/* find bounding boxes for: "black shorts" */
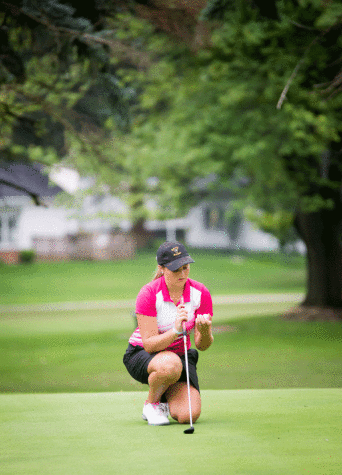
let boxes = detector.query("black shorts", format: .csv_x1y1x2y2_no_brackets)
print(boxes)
123,343,200,401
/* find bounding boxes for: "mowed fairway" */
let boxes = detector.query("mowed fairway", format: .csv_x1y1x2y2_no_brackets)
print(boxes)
1,255,341,474
0,252,305,305
1,304,342,474
1,302,342,393
1,389,341,475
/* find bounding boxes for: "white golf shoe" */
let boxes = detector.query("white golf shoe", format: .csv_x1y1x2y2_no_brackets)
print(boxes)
160,402,170,418
142,402,170,426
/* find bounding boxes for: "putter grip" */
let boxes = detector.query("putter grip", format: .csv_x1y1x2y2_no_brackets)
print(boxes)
181,296,187,336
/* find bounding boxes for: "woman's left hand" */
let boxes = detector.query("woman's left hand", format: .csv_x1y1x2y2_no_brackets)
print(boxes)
195,314,212,334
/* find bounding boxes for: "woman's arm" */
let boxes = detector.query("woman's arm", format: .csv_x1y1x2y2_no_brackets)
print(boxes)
194,314,214,351
137,309,187,354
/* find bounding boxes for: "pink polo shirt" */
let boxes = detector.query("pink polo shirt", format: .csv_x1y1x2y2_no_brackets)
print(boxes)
129,276,213,355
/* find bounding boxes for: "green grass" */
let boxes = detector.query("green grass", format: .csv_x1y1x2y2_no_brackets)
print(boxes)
2,252,340,474
1,389,341,475
0,251,305,305
1,305,341,393
1,252,340,474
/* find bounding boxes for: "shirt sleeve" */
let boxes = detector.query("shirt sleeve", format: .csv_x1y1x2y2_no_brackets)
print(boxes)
135,284,157,317
196,285,213,317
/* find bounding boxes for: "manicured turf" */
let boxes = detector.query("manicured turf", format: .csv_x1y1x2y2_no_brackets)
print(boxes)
1,255,340,474
0,251,305,304
1,389,341,475
1,307,341,393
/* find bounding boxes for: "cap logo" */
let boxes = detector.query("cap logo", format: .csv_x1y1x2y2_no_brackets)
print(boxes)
171,246,181,257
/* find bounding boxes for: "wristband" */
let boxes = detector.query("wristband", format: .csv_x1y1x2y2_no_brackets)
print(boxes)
172,327,183,336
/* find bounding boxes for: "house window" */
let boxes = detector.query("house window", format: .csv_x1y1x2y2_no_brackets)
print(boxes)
8,215,17,242
204,206,225,231
0,212,18,248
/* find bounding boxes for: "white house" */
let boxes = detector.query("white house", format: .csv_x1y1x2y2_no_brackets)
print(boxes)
0,194,283,258
0,195,75,251
145,200,280,252
0,164,305,262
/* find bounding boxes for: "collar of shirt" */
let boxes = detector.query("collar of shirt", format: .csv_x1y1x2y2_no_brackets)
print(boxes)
161,276,191,304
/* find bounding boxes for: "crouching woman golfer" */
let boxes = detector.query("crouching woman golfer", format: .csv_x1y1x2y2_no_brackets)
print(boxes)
123,241,213,426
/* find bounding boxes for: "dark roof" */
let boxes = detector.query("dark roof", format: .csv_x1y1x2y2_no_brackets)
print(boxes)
0,162,62,204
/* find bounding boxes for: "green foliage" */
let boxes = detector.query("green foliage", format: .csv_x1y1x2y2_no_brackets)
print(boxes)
2,0,342,237
118,0,342,236
244,207,294,245
0,3,159,225
0,1,132,164
200,0,239,21
21,0,91,30
315,2,342,28
1,3,208,225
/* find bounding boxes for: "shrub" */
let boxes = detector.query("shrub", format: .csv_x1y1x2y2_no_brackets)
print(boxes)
19,249,36,264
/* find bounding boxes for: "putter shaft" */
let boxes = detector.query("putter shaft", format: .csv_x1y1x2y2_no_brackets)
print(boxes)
182,322,194,433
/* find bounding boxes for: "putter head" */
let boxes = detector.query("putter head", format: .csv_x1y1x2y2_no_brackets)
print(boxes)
184,426,195,434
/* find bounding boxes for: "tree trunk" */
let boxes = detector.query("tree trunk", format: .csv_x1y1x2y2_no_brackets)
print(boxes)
131,218,154,249
295,209,342,309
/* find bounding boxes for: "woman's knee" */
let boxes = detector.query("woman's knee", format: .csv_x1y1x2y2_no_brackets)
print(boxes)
148,352,183,380
176,406,201,424
168,384,202,424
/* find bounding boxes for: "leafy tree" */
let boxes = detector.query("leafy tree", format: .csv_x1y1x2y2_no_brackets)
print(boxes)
0,1,116,160
0,1,157,174
0,1,157,225
200,0,342,310
126,0,342,311
0,1,219,235
4,0,342,315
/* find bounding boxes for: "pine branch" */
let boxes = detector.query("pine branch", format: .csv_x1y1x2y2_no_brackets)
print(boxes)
277,28,332,109
326,80,342,101
17,5,152,69
4,83,125,174
276,58,306,110
314,69,342,99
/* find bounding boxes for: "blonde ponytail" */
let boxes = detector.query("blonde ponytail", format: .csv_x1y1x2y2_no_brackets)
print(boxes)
152,265,164,280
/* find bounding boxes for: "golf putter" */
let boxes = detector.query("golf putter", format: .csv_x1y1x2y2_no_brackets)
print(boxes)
181,296,195,434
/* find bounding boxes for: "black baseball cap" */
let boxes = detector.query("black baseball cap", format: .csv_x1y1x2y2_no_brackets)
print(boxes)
156,241,195,271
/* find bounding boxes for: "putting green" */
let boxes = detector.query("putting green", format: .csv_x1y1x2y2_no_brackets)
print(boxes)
1,389,341,475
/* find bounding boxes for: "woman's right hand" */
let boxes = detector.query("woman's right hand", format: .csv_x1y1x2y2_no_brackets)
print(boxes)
174,302,188,333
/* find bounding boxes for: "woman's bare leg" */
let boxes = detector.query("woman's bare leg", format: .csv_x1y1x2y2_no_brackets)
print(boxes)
146,351,183,404
166,382,201,423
